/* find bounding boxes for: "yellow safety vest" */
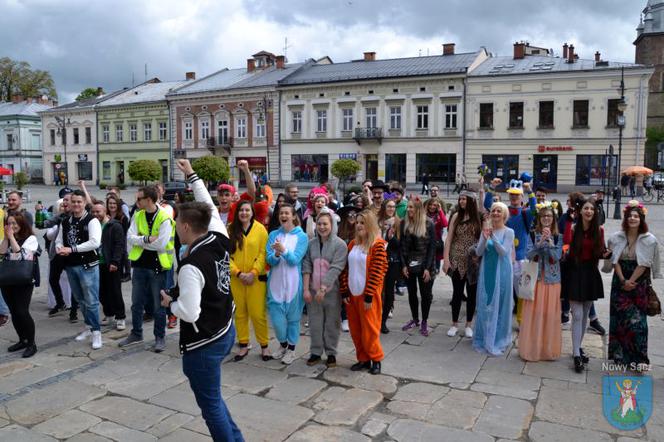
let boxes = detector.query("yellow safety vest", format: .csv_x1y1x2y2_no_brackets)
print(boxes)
128,208,175,270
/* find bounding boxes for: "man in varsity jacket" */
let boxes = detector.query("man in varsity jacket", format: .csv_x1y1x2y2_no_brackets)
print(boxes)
160,159,241,441
55,190,102,350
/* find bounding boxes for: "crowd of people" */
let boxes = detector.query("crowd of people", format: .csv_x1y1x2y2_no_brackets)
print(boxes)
0,162,660,440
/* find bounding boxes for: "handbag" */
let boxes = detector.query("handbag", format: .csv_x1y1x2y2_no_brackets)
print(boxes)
517,260,539,300
0,250,36,286
646,285,662,316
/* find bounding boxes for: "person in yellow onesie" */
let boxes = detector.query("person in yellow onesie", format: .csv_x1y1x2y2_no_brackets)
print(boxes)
228,200,271,361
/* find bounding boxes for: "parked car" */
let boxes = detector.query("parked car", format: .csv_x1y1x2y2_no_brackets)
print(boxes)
163,181,193,202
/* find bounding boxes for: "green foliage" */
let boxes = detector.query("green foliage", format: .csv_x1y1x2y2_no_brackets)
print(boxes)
645,126,664,169
127,160,161,185
76,87,101,101
331,159,361,193
0,57,57,101
14,172,29,190
192,155,229,184
54,154,62,162
98,183,107,190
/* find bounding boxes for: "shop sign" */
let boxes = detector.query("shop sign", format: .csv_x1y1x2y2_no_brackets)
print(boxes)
237,156,266,166
538,145,574,152
339,153,357,160
78,154,88,161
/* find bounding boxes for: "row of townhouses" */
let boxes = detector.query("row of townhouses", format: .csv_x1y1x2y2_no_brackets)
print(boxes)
35,36,654,192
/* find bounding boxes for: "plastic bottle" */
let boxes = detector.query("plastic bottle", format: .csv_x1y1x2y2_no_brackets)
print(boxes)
35,201,43,228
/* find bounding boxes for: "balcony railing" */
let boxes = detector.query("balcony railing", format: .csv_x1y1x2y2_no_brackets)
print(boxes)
206,136,233,155
353,127,382,145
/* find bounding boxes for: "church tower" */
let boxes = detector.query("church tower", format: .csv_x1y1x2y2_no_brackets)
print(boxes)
635,0,664,126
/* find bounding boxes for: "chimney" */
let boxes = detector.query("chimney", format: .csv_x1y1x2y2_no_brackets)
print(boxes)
568,44,575,63
442,43,455,55
562,43,568,59
247,58,256,72
363,51,376,61
594,51,601,62
96,87,104,96
276,55,285,69
185,72,196,80
513,42,525,60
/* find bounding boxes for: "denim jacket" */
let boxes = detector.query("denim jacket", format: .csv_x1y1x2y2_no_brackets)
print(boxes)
526,233,562,284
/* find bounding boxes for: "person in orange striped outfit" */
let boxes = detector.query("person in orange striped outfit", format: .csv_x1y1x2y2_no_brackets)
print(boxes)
340,209,388,375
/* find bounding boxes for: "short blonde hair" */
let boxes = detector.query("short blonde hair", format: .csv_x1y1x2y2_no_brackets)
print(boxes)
490,202,509,222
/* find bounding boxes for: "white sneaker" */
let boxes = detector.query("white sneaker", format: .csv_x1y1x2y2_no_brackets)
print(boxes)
100,317,110,326
388,309,394,318
75,330,92,341
447,326,458,337
341,320,349,332
281,349,296,365
91,331,102,350
273,346,287,360
116,319,126,330
464,327,474,338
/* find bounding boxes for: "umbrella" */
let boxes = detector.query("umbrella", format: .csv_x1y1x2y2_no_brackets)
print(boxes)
0,167,13,176
622,166,653,176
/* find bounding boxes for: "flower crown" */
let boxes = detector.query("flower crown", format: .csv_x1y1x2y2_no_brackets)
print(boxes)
623,200,647,216
535,201,559,215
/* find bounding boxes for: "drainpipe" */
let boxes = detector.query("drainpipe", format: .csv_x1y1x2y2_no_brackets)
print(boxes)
636,72,646,166
462,67,468,178
95,110,100,185
169,102,174,181
278,89,282,186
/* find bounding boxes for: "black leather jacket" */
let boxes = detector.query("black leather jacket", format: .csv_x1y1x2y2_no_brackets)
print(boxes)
400,220,436,273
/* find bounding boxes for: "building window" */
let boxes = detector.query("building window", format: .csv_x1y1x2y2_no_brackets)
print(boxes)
479,103,493,129
482,154,519,186
445,104,457,129
342,108,353,131
217,120,229,143
365,107,377,128
50,129,56,146
255,119,266,138
129,123,137,142
200,120,209,140
102,161,111,181
291,154,328,182
416,105,429,129
538,101,554,128
144,122,152,141
6,134,13,150
236,118,247,138
316,110,327,132
607,99,622,128
573,100,589,128
390,106,401,130
85,127,91,144
77,161,93,180
292,111,302,133
115,124,123,142
159,122,167,140
509,102,524,128
576,154,618,186
73,127,79,144
184,121,193,140
416,154,456,183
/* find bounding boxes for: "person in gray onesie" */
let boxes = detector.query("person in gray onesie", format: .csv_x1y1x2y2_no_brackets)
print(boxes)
302,207,348,368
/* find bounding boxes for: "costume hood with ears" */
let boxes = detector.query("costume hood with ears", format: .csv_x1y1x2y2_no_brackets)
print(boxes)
305,187,330,218
506,179,524,195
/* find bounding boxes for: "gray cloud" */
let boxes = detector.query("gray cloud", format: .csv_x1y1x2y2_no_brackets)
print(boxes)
0,0,647,104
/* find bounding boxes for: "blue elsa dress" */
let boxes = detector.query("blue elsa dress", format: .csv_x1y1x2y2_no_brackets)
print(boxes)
473,227,515,356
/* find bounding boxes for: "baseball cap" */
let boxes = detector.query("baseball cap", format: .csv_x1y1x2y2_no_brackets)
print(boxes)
59,187,73,198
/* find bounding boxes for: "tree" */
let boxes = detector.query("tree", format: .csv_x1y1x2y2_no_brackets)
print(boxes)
331,158,361,194
0,57,56,102
14,172,29,190
76,87,101,101
127,160,161,185
192,155,229,186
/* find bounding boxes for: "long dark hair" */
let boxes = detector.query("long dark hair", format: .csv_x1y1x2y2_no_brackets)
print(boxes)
106,194,126,223
621,207,648,234
454,194,481,238
5,212,34,245
269,193,286,232
571,198,603,262
228,201,254,254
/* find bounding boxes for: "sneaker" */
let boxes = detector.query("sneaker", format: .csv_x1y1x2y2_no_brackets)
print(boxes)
0,315,8,327
272,346,287,360
388,308,394,318
588,319,606,336
402,319,420,331
561,316,570,330
306,355,321,366
325,355,337,368
153,337,166,353
115,319,126,331
447,326,458,337
69,311,78,323
75,330,92,341
281,349,297,365
22,344,37,358
91,331,102,350
167,315,178,329
397,286,407,296
118,333,144,348
100,317,110,326
48,306,65,317
341,320,349,332
464,327,474,338
420,320,430,337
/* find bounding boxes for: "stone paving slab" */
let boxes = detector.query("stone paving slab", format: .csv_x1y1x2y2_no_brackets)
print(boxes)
265,376,327,404
89,421,157,442
314,388,383,426
0,365,59,395
146,412,195,438
425,389,487,430
80,397,174,431
4,379,106,426
0,359,33,377
387,418,494,442
284,358,328,378
391,382,449,403
222,362,289,394
286,424,371,441
159,428,212,442
0,424,57,441
32,409,101,439
473,395,534,439
322,367,398,394
0,417,8,428
523,359,587,383
66,432,113,442
361,418,388,438
148,381,207,415
183,417,211,436
528,421,613,442
470,369,541,400
104,357,186,401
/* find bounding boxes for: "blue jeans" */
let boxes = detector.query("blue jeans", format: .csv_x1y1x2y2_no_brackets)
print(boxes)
66,265,100,331
0,290,9,316
131,267,166,339
183,325,243,442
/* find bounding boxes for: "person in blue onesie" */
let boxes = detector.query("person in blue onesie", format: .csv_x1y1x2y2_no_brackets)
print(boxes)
484,179,536,323
266,203,309,365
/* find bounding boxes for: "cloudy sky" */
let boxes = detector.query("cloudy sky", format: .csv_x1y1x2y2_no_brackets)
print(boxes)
1,0,647,103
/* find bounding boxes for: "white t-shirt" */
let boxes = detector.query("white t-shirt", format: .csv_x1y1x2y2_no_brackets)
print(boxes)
348,245,368,296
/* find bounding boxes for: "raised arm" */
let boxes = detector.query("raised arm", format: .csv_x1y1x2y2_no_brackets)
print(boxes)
176,159,228,237
238,160,255,201
79,180,93,207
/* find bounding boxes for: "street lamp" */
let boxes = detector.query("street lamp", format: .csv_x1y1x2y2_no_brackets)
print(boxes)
256,93,272,183
54,116,70,185
613,67,626,220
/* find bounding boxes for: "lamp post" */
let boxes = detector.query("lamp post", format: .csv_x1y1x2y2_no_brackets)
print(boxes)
54,115,70,185
613,66,627,220
256,93,272,183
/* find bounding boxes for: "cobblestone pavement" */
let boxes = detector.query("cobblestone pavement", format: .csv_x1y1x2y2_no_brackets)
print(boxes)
0,185,662,441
